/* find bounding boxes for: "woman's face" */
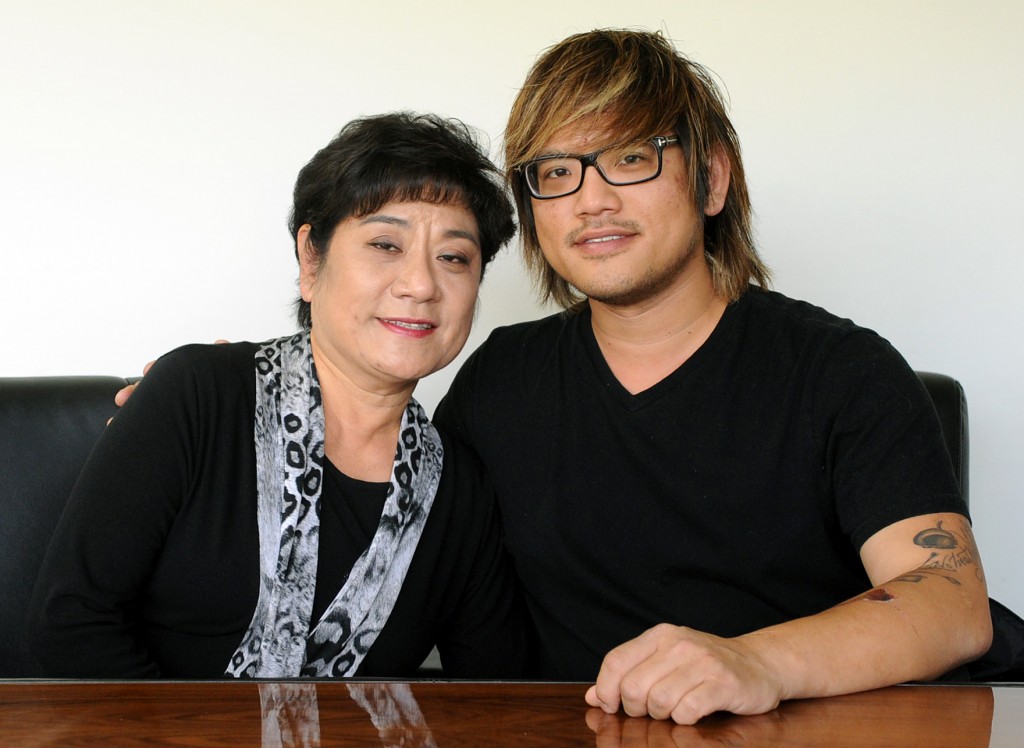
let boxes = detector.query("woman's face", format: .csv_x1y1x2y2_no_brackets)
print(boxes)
298,200,482,393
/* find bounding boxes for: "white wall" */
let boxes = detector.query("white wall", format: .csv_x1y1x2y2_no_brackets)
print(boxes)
2,1,1022,614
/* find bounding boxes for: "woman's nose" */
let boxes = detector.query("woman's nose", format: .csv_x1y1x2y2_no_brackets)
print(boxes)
392,250,439,301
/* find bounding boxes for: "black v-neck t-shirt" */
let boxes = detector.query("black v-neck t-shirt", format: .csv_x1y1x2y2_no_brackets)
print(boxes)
435,288,965,679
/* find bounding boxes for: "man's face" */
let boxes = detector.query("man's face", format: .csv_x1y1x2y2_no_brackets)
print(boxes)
529,121,723,309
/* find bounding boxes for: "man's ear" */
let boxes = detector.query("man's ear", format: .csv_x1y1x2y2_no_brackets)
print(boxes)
296,224,317,302
705,146,731,217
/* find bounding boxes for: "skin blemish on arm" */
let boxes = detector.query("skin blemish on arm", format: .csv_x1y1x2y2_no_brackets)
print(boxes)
864,588,895,602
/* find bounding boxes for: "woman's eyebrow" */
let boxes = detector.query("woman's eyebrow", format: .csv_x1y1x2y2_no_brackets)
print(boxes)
359,214,408,227
445,229,480,247
360,214,480,247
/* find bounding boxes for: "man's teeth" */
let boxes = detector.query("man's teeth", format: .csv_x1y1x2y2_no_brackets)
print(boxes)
585,235,624,243
391,321,432,330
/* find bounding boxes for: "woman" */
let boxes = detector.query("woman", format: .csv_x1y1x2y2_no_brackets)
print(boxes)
28,113,526,678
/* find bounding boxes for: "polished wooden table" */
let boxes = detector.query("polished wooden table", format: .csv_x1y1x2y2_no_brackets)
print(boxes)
0,679,1020,746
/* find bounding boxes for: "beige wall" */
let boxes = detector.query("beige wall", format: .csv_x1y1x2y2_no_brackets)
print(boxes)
2,0,1022,613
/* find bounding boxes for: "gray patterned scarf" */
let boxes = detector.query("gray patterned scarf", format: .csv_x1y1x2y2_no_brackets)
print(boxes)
226,331,443,677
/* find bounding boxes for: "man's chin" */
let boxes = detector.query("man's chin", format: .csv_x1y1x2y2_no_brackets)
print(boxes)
576,247,702,309
581,273,673,309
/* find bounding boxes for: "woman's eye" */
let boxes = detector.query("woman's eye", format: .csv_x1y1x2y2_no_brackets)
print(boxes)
439,253,469,266
370,240,400,252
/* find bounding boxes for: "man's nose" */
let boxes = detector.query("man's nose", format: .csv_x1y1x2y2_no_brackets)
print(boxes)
572,163,622,216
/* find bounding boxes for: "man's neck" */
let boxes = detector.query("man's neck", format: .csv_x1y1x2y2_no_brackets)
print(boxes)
589,266,727,395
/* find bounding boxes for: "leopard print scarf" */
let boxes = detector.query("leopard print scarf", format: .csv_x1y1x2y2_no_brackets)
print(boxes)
226,331,442,677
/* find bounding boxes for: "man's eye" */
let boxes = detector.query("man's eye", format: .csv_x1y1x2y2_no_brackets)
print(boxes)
617,152,648,167
544,166,573,180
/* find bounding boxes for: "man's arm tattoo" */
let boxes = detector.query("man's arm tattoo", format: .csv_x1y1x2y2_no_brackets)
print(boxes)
893,518,983,587
854,519,982,603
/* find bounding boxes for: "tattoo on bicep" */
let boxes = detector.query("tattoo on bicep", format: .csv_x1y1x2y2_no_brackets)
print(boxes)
892,568,960,586
913,521,959,551
893,518,982,587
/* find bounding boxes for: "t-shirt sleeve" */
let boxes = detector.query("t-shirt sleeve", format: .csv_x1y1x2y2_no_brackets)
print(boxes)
432,352,477,446
26,346,209,677
433,326,518,452
815,331,967,550
432,439,530,678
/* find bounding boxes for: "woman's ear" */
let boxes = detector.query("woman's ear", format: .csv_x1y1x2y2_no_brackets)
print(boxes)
704,146,731,217
296,224,317,302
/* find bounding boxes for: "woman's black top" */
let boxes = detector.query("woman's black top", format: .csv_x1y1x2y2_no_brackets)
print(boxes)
28,342,527,678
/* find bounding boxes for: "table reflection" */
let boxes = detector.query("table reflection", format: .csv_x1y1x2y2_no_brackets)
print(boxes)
260,682,437,748
345,683,436,748
0,680,1011,747
259,683,321,748
256,681,997,748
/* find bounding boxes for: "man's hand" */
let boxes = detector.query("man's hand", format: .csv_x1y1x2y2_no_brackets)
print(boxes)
113,360,155,408
584,624,784,725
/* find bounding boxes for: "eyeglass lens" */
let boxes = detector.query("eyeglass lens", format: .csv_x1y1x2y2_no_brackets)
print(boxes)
526,140,663,198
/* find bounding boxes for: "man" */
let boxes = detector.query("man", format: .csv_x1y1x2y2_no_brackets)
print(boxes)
431,29,991,724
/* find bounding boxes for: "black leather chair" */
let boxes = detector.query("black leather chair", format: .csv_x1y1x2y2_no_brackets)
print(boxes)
0,371,970,677
916,371,969,508
0,376,132,677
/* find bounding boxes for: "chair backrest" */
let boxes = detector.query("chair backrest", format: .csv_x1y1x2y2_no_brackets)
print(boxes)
916,371,970,507
0,376,130,677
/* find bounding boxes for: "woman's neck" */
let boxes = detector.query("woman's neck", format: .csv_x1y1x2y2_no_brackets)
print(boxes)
309,334,414,482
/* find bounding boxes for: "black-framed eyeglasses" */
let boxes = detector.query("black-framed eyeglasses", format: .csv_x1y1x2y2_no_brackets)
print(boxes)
518,135,680,199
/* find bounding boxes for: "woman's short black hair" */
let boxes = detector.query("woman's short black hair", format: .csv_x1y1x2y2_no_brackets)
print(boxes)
289,112,516,328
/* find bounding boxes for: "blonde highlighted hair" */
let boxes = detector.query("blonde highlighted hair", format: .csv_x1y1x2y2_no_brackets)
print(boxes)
505,29,770,309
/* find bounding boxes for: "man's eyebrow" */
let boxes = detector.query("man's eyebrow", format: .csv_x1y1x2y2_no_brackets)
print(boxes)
534,148,577,158
533,136,640,160
359,214,480,247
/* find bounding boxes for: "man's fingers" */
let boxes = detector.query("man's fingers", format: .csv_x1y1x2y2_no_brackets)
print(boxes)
668,679,730,725
113,383,137,407
591,632,662,713
613,625,707,718
586,706,691,748
117,345,224,412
